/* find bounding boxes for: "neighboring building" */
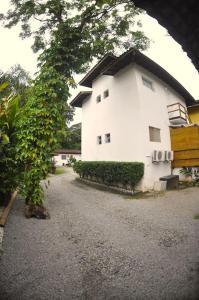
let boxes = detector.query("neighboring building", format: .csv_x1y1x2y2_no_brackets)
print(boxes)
53,149,81,166
187,103,199,123
71,48,196,191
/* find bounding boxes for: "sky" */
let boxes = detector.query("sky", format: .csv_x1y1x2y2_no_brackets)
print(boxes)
0,2,198,124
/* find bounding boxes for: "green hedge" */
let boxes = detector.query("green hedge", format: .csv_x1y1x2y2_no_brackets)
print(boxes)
73,161,144,190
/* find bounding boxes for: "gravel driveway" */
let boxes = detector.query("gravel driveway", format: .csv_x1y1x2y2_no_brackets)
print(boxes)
0,168,199,300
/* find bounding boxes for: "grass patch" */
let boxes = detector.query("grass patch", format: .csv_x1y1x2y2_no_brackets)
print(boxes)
194,213,199,220
55,167,67,175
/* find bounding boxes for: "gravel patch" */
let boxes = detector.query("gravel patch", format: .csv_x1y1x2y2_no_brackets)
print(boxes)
0,168,199,299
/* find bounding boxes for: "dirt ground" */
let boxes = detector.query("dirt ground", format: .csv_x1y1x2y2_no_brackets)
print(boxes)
0,168,199,300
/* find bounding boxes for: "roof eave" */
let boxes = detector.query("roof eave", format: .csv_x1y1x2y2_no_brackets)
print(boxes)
79,54,117,88
103,49,195,106
70,91,92,108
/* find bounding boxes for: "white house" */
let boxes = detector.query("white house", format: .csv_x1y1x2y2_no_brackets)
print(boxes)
53,149,81,166
71,48,195,191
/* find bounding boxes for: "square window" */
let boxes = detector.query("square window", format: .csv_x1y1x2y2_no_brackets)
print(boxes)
105,133,111,143
142,76,154,91
149,126,161,142
96,95,101,103
61,154,67,160
97,136,102,145
104,89,109,98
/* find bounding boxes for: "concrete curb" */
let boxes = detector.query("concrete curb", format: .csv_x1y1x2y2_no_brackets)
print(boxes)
77,178,140,196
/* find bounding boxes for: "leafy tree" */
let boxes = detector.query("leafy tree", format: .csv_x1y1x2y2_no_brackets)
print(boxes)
15,66,71,204
61,123,81,150
1,0,149,76
0,64,31,102
0,0,150,207
0,83,20,204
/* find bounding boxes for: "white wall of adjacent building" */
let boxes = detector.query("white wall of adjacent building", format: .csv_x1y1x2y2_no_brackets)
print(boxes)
81,63,187,190
53,153,81,166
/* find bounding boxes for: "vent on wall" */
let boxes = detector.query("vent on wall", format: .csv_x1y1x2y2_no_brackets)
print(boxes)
152,150,163,162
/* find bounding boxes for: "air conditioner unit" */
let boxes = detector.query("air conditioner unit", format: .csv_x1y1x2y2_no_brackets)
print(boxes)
152,150,163,162
165,150,174,161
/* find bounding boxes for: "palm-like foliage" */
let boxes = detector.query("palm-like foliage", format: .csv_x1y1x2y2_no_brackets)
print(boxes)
0,83,20,204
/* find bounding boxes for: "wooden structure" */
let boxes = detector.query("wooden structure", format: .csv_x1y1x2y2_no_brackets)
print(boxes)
188,104,199,123
170,125,199,167
0,190,18,227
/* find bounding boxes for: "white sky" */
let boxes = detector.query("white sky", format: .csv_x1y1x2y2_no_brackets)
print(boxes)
0,2,198,124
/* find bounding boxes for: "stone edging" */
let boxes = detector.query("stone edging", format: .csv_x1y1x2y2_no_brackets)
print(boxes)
0,227,4,256
77,178,139,195
0,208,4,256
0,190,18,257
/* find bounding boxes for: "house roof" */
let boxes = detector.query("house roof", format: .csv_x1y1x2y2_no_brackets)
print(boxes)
53,149,81,155
70,91,92,108
73,48,196,107
187,102,199,109
132,0,199,72
103,48,195,106
79,53,117,88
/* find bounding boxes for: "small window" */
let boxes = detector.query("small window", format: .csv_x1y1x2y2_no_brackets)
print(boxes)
142,76,154,91
104,89,109,98
96,95,101,103
97,136,102,145
61,154,67,160
105,133,111,143
149,126,161,142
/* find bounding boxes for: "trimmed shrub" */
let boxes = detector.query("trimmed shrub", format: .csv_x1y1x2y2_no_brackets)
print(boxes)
73,161,144,190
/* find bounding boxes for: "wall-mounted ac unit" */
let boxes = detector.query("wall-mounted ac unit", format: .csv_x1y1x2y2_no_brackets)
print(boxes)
152,150,163,162
165,150,174,161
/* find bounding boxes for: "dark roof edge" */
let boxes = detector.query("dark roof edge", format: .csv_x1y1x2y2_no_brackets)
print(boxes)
70,91,92,108
79,53,117,88
187,102,199,108
53,149,81,154
103,48,195,106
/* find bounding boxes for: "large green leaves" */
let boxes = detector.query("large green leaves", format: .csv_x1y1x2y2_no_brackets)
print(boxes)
0,83,21,203
0,82,9,92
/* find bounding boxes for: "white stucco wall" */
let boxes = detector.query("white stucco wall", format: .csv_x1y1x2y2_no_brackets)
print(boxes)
81,63,187,191
82,64,144,162
53,154,81,166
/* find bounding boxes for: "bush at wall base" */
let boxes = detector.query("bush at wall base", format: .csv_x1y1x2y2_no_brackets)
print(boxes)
73,161,144,190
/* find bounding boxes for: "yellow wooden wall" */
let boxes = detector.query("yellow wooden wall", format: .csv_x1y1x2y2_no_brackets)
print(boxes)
188,106,199,123
170,125,199,167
